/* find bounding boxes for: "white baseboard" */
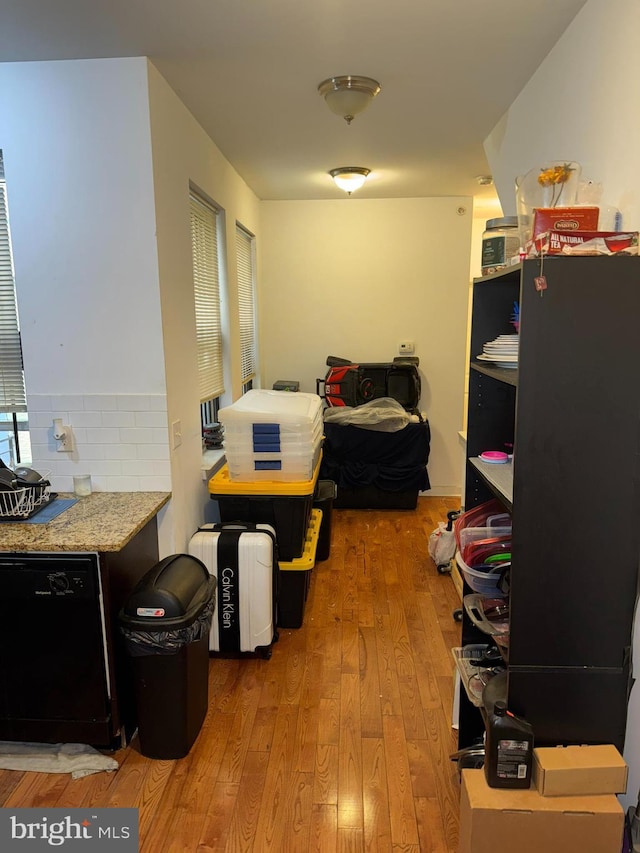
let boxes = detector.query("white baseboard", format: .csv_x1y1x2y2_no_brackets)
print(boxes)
419,486,462,497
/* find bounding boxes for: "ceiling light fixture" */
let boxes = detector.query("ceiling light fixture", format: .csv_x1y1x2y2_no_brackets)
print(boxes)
329,167,371,195
318,75,381,124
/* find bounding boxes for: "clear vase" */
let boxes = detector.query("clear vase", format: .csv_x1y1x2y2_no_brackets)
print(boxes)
515,161,581,246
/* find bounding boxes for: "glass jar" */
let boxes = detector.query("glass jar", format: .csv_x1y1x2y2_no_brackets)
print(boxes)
481,216,520,277
515,161,581,247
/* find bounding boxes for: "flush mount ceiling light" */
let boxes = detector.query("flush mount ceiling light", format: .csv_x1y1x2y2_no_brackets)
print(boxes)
329,167,371,195
318,75,381,124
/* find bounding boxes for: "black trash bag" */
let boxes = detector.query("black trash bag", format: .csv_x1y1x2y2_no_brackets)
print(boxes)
121,596,215,657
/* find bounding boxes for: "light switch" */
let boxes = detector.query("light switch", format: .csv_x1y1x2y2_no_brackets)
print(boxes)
171,420,182,449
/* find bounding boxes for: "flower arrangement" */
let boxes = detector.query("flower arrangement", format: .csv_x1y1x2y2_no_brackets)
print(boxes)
516,160,582,248
537,163,577,207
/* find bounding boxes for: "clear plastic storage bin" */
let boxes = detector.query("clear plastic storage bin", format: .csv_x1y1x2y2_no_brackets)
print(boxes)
458,526,512,563
226,443,322,483
219,390,324,482
454,499,507,549
455,552,509,598
223,417,323,450
219,390,323,432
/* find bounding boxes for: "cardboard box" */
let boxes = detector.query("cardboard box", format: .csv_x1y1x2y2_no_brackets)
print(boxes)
533,745,628,797
459,769,624,853
532,206,600,239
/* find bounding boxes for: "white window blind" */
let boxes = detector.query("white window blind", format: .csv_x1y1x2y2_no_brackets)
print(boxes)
235,224,257,385
0,156,27,415
190,192,224,403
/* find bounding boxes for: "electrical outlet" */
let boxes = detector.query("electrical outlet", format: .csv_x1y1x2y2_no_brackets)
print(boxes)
56,433,72,452
53,421,73,452
171,420,182,449
399,340,415,355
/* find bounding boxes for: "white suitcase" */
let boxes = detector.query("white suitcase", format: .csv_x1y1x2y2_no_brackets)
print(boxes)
188,522,279,658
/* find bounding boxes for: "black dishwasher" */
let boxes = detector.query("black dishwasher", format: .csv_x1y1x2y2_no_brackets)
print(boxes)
0,552,112,745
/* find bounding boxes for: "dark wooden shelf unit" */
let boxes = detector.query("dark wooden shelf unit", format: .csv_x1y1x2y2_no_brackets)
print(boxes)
459,255,640,753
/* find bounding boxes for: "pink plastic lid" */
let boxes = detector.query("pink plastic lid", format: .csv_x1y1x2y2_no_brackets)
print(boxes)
480,451,509,463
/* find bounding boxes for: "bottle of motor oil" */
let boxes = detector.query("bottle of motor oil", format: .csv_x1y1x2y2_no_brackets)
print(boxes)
484,700,534,788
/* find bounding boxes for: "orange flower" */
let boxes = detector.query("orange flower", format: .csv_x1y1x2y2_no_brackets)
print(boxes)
537,163,576,206
538,163,574,187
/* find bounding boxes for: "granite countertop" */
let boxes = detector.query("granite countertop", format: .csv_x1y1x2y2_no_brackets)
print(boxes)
0,491,171,553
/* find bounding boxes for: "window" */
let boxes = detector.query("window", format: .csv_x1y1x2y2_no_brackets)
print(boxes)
236,223,257,394
0,151,29,465
200,397,220,429
190,190,224,424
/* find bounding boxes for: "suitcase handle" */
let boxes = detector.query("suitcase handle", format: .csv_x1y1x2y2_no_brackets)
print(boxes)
392,355,420,366
196,521,279,554
202,521,262,532
326,355,352,367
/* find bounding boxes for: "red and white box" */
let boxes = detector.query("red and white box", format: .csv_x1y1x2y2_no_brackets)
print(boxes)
528,230,639,257
532,206,600,239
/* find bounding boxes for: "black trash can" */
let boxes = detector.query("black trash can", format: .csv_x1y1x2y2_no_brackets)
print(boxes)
119,554,216,760
313,480,336,561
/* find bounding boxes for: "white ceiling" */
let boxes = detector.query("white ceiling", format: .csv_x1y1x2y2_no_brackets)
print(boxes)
1,0,587,203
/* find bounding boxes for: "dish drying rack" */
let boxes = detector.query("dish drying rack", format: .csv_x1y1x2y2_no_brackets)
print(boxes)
0,481,52,520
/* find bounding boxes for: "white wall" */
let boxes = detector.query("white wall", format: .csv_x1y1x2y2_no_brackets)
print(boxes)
483,0,640,810
1,58,164,395
146,61,261,552
1,58,172,524
0,56,262,556
260,197,472,494
485,0,640,232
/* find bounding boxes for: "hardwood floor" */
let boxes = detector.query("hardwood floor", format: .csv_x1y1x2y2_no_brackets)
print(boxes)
0,496,463,852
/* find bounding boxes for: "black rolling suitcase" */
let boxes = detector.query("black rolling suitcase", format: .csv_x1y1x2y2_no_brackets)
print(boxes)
317,355,421,411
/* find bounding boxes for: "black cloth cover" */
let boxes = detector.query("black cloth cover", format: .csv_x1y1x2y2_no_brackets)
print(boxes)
320,420,430,492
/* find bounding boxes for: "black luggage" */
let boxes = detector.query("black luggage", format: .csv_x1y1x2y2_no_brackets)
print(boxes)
317,355,421,411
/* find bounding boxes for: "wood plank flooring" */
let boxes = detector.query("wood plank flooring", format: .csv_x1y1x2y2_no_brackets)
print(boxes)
0,496,463,852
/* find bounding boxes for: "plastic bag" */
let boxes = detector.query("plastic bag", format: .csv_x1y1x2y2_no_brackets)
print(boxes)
429,522,457,570
120,597,215,657
323,397,411,432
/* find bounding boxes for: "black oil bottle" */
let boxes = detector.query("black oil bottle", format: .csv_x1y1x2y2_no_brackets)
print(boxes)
484,699,534,788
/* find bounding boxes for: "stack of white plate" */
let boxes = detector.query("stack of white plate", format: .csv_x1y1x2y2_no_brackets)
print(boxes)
477,334,519,369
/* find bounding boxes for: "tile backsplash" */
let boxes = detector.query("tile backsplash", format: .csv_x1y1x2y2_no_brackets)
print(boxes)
28,394,171,493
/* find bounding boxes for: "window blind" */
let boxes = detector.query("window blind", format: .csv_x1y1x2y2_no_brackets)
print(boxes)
190,192,224,403
0,163,27,415
236,224,257,385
